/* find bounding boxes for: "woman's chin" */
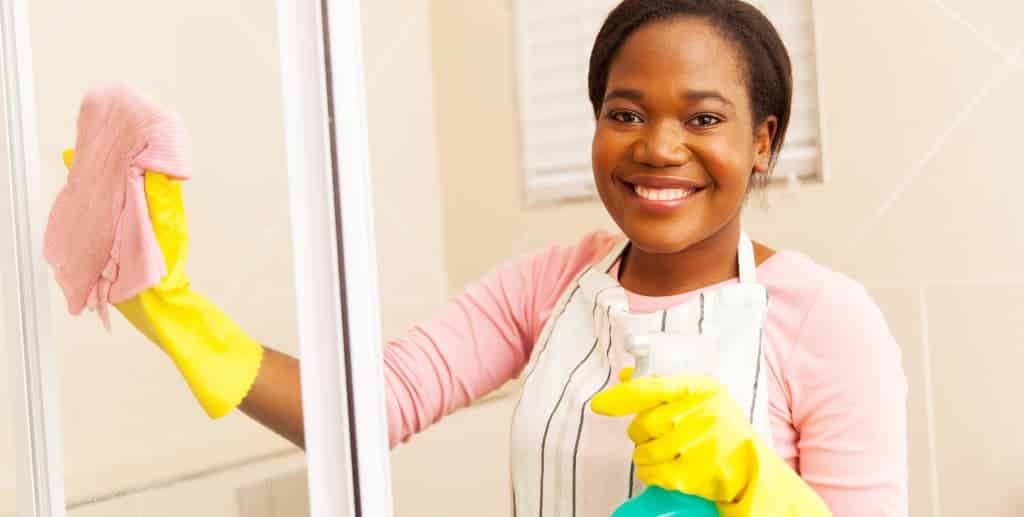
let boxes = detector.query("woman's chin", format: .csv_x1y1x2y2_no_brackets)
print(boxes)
614,207,735,256
620,227,701,255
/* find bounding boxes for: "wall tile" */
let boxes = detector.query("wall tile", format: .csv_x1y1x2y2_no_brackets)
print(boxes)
926,285,1024,515
390,396,516,517
236,478,274,517
268,470,309,517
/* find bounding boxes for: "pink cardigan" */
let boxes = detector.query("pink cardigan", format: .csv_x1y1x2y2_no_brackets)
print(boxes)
383,231,908,516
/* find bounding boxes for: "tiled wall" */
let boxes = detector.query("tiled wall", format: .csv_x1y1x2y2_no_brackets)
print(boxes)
872,285,1024,515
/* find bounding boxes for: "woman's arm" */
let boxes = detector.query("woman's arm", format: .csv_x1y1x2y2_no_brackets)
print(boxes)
380,235,602,447
237,235,607,450
789,275,909,516
232,260,546,451
239,346,306,448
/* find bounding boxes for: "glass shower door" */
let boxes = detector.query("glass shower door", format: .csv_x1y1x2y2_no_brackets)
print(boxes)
0,1,395,516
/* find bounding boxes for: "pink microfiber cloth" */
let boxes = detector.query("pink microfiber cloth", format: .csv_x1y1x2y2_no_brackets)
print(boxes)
44,83,192,328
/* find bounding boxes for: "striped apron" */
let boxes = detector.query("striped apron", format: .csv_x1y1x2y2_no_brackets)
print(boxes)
510,232,772,517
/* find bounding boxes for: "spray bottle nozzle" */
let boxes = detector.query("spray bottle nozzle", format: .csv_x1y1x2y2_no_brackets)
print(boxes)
624,332,717,379
625,334,654,378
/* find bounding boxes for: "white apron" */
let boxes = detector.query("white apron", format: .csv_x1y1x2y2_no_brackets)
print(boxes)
510,232,772,517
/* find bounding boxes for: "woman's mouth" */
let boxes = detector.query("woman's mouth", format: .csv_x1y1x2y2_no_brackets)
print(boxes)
618,176,706,215
632,184,696,201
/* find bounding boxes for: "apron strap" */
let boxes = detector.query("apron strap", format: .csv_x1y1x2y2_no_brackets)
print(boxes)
738,231,758,284
595,237,630,274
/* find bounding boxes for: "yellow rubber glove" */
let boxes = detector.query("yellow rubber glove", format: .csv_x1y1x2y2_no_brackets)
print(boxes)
591,368,832,517
63,149,263,419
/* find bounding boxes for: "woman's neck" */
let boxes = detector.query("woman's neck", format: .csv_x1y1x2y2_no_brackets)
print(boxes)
618,220,749,297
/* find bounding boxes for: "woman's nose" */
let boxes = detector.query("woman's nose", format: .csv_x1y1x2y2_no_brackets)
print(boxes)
631,120,691,168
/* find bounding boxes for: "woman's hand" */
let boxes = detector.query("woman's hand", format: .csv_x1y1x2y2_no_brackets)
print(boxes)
63,149,265,420
591,369,832,516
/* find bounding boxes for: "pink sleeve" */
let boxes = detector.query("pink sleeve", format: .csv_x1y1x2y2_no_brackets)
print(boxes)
788,275,909,516
383,232,619,447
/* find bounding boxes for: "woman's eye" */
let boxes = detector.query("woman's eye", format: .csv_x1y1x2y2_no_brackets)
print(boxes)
689,114,723,128
609,111,643,124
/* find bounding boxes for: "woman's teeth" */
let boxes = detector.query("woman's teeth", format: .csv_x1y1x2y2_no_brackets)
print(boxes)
633,184,693,201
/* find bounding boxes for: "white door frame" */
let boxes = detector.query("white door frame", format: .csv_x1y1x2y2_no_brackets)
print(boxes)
0,0,68,515
0,0,395,515
276,0,395,516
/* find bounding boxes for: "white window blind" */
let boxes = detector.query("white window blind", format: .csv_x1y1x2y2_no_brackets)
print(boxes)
514,0,826,205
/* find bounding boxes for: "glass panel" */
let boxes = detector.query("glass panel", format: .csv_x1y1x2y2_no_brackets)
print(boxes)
23,1,319,515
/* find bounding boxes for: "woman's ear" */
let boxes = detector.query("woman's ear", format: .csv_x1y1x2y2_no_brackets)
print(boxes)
753,116,778,174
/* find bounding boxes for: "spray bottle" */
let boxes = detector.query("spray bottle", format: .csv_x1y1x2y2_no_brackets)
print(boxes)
610,332,719,517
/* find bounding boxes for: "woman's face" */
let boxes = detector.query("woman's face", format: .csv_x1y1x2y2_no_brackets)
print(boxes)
592,17,776,255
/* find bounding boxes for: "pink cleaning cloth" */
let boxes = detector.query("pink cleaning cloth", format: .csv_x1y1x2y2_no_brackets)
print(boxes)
43,83,192,328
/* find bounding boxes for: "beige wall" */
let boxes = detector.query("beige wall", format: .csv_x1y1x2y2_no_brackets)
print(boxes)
424,0,1024,516
363,0,449,339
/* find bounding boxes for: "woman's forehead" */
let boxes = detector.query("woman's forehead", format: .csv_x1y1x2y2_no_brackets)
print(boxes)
606,17,748,98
